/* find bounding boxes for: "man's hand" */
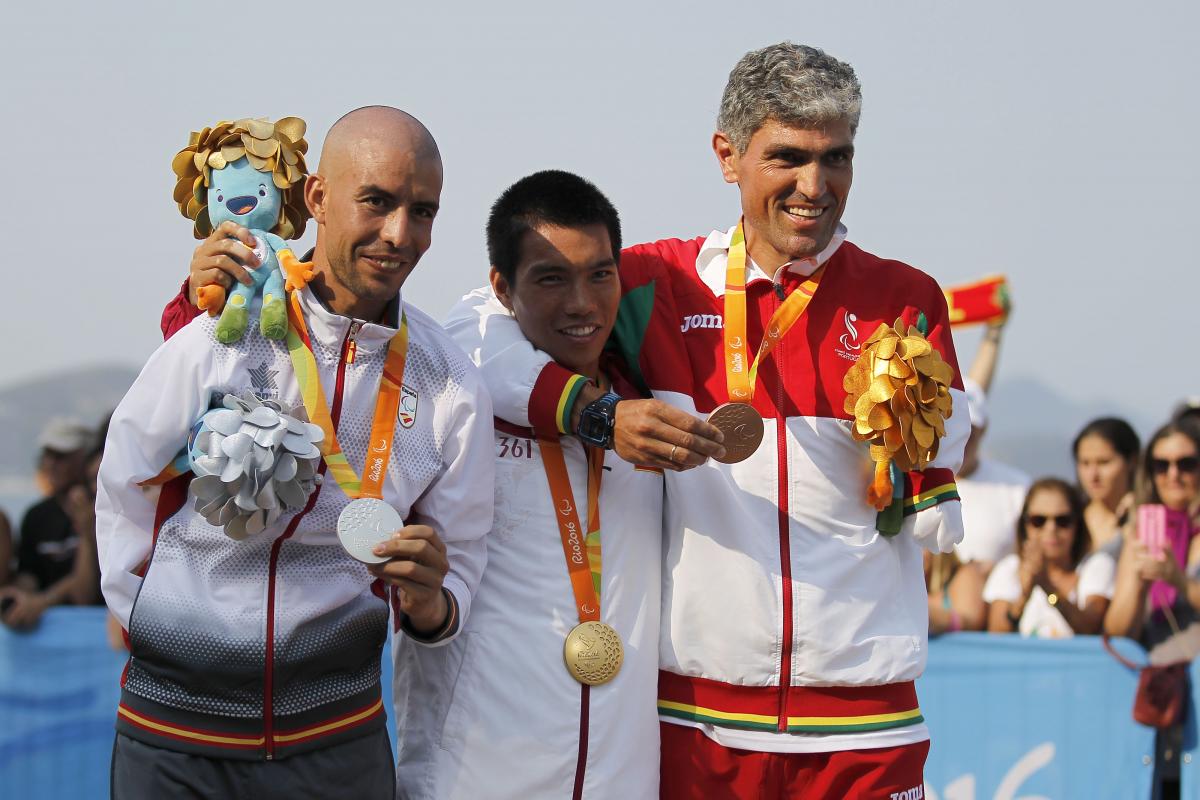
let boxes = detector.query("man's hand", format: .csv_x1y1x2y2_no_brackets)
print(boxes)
0,587,48,630
367,524,451,634
187,221,260,309
612,399,726,470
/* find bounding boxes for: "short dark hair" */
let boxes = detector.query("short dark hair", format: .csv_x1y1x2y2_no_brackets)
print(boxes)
1072,417,1140,463
487,170,621,285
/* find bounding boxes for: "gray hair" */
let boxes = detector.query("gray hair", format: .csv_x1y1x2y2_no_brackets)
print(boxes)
718,42,862,152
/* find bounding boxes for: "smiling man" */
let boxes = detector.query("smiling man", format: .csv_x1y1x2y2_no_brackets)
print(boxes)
393,171,663,798
111,107,494,799
448,44,971,798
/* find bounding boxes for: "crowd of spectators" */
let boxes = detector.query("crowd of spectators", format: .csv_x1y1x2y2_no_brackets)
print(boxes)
0,416,107,630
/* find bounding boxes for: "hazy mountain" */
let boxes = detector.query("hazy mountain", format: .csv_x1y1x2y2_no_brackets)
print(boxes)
0,365,138,511
982,374,1158,481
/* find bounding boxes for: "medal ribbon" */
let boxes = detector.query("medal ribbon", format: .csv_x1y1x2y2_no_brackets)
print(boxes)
724,220,823,401
538,439,604,623
285,291,408,500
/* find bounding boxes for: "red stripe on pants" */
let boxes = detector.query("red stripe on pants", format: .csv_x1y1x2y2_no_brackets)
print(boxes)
659,722,929,799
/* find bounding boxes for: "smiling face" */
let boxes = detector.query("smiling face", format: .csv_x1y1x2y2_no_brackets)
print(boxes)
490,222,620,380
1023,487,1078,567
207,158,282,232
1151,432,1200,511
713,117,854,270
308,135,442,321
1075,434,1133,508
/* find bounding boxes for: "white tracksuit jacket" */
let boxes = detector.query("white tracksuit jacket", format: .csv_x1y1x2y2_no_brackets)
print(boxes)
97,288,494,760
393,348,664,798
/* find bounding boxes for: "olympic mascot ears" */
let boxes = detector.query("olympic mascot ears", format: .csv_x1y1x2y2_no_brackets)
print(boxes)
171,117,314,344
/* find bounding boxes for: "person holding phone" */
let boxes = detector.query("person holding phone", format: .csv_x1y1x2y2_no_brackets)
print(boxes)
1103,422,1200,800
984,478,1114,637
1105,420,1200,645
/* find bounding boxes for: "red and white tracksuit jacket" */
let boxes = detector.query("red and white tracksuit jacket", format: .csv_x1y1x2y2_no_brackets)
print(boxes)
445,225,968,754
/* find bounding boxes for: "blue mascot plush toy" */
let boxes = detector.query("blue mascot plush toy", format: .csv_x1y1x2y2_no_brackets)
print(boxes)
171,117,313,343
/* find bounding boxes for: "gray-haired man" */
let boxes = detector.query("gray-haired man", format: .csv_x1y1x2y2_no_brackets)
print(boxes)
447,42,969,797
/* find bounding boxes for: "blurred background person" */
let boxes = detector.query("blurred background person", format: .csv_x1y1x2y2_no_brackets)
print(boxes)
1173,397,1200,429
0,418,102,629
1104,420,1199,800
1105,420,1200,646
925,551,986,635
1073,417,1140,557
955,315,1031,575
0,510,12,587
984,478,1113,637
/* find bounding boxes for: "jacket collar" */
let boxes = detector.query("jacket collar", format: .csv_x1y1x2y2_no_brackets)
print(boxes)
695,222,847,298
295,285,403,356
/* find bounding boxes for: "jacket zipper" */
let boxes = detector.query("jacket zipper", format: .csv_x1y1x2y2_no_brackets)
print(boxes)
263,320,358,759
772,280,794,734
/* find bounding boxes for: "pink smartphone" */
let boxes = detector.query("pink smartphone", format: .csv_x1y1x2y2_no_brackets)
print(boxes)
1138,504,1190,559
1140,504,1193,613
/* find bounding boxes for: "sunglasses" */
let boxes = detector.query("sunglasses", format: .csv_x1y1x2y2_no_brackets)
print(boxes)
1151,456,1200,476
1026,514,1074,530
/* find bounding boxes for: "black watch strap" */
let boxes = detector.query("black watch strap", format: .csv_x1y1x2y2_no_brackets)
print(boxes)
576,390,621,449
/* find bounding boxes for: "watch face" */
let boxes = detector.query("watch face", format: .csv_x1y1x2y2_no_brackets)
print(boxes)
580,415,605,441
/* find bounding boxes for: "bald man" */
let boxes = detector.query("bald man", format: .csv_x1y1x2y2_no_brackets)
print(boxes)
102,107,494,798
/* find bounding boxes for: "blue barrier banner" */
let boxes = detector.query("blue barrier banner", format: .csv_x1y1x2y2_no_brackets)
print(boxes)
0,614,1179,798
0,607,125,799
0,608,399,799
919,633,1157,800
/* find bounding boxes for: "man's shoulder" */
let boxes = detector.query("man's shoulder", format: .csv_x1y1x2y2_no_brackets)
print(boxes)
20,497,64,527
836,240,946,295
622,235,708,276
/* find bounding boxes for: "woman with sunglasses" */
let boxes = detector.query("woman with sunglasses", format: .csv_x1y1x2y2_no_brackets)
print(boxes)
1104,420,1200,644
1073,418,1140,557
984,478,1114,636
1103,421,1200,800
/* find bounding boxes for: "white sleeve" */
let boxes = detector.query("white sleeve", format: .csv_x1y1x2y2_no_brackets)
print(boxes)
95,323,219,629
981,553,1022,604
1078,552,1117,601
407,363,495,645
442,286,552,428
906,385,971,553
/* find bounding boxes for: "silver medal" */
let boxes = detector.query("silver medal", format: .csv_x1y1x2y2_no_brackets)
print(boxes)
337,498,404,564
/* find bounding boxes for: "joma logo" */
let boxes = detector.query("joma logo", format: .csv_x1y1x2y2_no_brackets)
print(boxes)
680,313,723,333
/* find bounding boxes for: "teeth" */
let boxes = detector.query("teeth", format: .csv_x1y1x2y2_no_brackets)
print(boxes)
562,326,598,337
785,207,824,218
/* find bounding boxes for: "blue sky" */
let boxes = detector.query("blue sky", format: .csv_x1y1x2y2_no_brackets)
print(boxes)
2,0,1194,428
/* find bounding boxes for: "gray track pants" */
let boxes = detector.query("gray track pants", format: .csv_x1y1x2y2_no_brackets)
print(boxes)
110,730,395,799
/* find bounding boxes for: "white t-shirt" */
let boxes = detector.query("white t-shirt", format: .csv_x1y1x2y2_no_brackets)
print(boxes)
982,552,1117,638
956,459,1031,565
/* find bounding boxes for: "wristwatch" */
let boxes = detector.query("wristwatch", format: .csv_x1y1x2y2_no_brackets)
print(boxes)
576,390,621,450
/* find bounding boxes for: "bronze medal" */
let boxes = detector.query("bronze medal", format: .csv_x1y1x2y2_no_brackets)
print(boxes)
706,402,765,464
563,621,624,686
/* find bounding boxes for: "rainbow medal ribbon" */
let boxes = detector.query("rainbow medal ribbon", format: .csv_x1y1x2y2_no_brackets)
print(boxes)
538,437,622,686
714,221,824,463
285,291,410,563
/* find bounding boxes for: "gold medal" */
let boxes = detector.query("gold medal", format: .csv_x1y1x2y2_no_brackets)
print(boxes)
563,621,624,686
706,402,765,464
